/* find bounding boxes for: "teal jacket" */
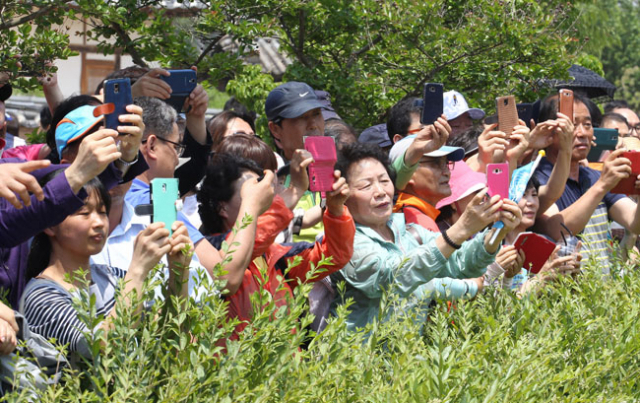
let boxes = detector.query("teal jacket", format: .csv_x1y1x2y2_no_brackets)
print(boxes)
330,213,496,331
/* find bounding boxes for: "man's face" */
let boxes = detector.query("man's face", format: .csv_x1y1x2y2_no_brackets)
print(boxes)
449,112,473,138
602,119,630,138
270,108,324,160
568,101,593,162
613,107,640,138
153,122,182,178
408,156,453,206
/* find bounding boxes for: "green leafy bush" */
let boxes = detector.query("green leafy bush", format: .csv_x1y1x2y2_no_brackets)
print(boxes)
4,256,640,402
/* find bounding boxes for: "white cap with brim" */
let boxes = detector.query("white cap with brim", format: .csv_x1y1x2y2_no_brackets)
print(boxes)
389,134,465,164
443,90,485,121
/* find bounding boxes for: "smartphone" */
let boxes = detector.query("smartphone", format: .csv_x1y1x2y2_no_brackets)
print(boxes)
496,95,518,136
419,83,444,125
486,162,509,200
160,69,198,113
151,178,179,234
611,151,640,195
558,89,574,120
304,136,337,192
516,103,534,125
513,232,557,274
103,78,133,132
587,128,619,162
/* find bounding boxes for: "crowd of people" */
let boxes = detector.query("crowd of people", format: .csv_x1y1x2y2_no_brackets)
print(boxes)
1,62,639,386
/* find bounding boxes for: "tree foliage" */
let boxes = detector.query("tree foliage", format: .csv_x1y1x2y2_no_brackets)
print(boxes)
0,0,584,132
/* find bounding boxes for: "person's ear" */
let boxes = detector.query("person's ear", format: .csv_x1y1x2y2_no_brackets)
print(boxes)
392,134,404,144
144,135,158,160
44,227,56,237
218,201,229,221
268,121,284,150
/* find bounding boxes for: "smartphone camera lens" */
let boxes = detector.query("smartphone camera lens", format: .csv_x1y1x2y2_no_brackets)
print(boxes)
114,83,119,94
429,87,435,93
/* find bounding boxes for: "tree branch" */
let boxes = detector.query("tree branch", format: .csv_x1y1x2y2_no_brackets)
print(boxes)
0,3,73,30
110,22,148,67
194,37,224,67
345,34,384,70
278,15,311,69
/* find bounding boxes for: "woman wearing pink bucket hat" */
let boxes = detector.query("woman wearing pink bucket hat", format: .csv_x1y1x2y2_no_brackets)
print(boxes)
436,160,487,232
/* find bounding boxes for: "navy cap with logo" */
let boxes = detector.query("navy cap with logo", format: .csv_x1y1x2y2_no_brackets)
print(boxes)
265,82,325,122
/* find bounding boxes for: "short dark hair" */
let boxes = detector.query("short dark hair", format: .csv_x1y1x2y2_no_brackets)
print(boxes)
198,153,263,235
95,65,150,95
40,105,52,130
538,92,592,123
207,110,256,148
215,133,277,171
604,100,630,114
601,112,629,128
47,95,102,163
224,97,256,122
324,119,358,151
335,142,396,184
387,97,421,143
447,126,480,157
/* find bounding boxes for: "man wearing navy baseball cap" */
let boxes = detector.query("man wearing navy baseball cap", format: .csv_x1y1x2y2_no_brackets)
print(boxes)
266,81,325,160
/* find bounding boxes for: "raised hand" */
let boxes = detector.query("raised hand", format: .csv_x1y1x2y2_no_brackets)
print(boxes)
116,104,145,162
0,160,51,209
478,123,509,165
404,115,451,165
65,129,121,193
325,170,350,217
506,121,531,163
131,68,172,99
598,149,632,192
499,199,523,233
496,246,525,278
455,188,503,237
241,170,276,217
129,222,172,277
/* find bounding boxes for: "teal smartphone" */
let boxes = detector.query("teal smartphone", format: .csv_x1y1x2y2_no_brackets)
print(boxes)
151,178,179,235
587,128,618,162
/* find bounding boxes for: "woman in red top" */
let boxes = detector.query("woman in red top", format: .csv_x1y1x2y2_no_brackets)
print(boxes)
198,153,355,340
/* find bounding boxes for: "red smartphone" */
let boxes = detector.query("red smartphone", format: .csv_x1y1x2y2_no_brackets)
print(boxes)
486,162,509,200
304,136,337,192
558,89,574,120
513,232,557,274
611,150,640,195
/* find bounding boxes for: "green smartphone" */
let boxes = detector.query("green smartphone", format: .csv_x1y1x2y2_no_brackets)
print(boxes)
151,178,179,235
587,128,619,162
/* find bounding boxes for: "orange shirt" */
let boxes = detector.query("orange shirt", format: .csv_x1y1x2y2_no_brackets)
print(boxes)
393,192,440,232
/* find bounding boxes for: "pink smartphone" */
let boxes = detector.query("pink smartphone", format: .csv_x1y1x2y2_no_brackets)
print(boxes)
304,136,337,192
486,162,509,200
513,232,557,274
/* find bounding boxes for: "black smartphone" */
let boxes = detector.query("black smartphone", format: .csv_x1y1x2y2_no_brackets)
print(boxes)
103,78,133,132
587,128,618,162
160,69,198,113
418,83,444,125
516,103,533,125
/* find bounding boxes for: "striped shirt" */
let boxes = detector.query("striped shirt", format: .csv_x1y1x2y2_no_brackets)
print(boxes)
535,158,625,272
19,264,126,359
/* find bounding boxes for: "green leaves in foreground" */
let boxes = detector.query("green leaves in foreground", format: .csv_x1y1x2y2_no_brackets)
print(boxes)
5,258,640,402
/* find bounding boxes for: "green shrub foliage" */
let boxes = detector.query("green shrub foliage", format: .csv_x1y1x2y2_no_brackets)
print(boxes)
4,256,640,402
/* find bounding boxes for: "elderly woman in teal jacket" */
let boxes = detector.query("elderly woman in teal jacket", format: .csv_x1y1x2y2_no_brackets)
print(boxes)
330,143,522,331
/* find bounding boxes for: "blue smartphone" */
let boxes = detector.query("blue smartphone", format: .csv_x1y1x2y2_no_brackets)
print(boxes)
418,83,444,125
151,178,179,235
160,69,197,113
103,78,133,132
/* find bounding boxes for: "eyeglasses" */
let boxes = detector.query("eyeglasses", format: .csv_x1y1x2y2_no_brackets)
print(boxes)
143,136,186,157
407,126,426,135
420,158,455,171
629,124,640,134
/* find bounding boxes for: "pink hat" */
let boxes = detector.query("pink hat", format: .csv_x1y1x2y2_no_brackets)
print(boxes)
436,160,486,209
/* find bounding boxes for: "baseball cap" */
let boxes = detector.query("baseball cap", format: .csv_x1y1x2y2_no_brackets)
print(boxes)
389,134,465,164
314,90,341,121
359,124,391,148
55,104,113,156
265,82,325,121
436,160,486,209
443,90,485,121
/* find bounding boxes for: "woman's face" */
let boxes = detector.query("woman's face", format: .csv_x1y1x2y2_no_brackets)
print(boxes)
48,191,109,257
518,186,539,229
224,118,254,137
344,158,395,228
